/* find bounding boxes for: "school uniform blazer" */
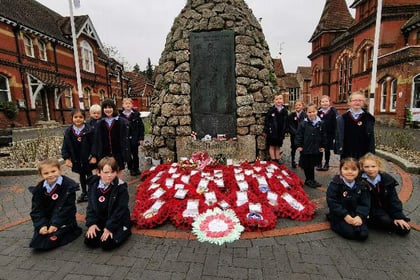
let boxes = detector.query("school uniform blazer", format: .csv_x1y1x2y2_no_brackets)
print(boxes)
326,175,370,221
61,124,95,174
119,110,145,144
263,106,289,141
294,119,327,155
92,117,130,165
85,176,131,236
334,109,375,155
317,107,338,137
287,111,307,136
361,172,410,222
29,176,79,232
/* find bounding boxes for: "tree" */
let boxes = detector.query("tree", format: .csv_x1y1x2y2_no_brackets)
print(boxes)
102,43,130,69
145,58,153,80
133,63,141,73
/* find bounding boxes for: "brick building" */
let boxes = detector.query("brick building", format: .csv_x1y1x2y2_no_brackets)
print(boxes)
125,71,154,112
309,0,419,126
0,0,128,128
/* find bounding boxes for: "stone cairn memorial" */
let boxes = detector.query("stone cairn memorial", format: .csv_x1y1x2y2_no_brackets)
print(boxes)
150,0,278,162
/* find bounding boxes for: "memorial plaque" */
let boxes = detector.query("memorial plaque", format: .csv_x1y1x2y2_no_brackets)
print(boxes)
190,30,236,138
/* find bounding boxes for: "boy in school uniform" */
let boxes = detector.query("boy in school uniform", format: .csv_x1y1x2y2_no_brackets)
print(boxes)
119,98,145,176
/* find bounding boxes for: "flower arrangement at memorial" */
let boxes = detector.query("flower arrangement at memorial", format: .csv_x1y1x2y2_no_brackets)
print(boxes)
131,157,316,234
192,208,244,245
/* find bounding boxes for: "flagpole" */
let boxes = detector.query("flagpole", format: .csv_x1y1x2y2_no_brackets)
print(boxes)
369,0,383,115
68,0,84,110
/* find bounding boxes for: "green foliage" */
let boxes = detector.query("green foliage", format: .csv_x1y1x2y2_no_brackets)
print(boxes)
145,58,154,81
0,101,18,120
269,70,278,89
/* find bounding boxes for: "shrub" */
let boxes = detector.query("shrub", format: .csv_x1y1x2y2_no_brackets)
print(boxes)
0,101,18,120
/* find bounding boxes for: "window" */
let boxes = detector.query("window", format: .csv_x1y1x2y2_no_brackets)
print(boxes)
23,35,34,57
312,67,320,86
390,79,397,112
38,40,47,61
0,75,11,103
414,75,420,108
381,81,387,112
83,87,91,109
99,89,105,102
380,77,398,112
63,88,73,108
80,40,95,72
361,46,372,72
338,56,352,102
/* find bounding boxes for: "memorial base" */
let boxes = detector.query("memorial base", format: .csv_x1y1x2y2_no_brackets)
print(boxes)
176,135,256,162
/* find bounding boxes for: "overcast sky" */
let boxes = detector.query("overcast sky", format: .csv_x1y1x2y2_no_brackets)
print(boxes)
36,0,355,73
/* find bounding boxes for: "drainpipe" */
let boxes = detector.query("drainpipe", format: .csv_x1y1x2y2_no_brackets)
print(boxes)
52,42,65,123
13,25,31,126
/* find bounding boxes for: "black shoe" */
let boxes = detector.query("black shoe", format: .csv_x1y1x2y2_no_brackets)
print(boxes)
304,180,319,188
77,193,88,203
312,180,322,187
304,180,313,187
322,163,329,171
291,161,297,168
130,169,141,176
315,164,323,171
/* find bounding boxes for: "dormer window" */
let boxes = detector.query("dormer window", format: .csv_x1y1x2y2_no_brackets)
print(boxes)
38,40,47,61
80,40,95,73
23,35,34,57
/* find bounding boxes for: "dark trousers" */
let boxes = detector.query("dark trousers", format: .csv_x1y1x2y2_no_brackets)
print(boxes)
330,219,369,241
300,154,321,181
368,209,410,235
79,170,92,194
290,135,297,161
30,224,82,250
84,229,130,251
128,142,140,172
319,149,331,165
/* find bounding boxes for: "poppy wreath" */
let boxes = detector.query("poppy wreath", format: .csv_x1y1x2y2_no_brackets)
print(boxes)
131,159,315,231
232,191,278,232
130,198,169,228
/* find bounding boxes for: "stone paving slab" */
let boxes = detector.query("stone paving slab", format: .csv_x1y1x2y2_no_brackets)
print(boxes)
0,136,419,279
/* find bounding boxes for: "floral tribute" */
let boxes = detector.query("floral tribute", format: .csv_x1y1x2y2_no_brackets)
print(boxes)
192,208,244,245
131,155,316,232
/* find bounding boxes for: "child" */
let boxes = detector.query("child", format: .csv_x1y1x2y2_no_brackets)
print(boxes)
316,95,338,171
335,91,375,160
263,93,289,163
359,153,410,235
86,104,101,172
93,99,130,172
295,103,327,188
119,98,145,176
62,109,96,203
84,157,132,250
326,158,370,241
29,159,82,250
87,104,102,131
287,100,306,168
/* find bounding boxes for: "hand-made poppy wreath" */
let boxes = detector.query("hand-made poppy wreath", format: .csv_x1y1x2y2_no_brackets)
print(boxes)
131,157,315,234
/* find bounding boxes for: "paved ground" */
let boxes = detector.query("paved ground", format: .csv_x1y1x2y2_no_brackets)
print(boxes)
0,136,419,280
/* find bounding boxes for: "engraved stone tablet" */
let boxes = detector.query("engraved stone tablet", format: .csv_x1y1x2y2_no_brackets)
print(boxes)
190,30,236,138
